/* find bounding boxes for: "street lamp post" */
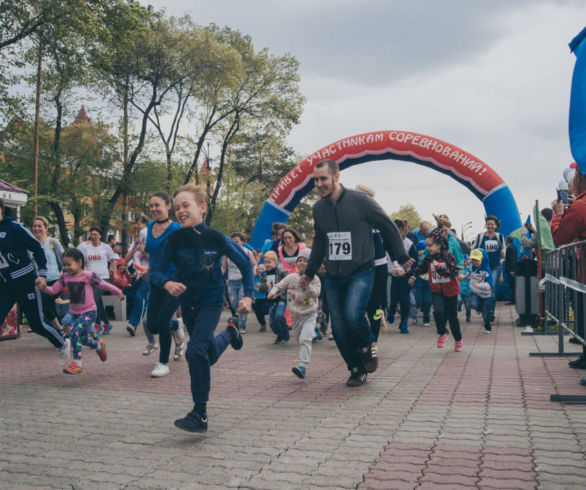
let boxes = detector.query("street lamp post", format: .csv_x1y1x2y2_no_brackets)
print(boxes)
461,221,473,242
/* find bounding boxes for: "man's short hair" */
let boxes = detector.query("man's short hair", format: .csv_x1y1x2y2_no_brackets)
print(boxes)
315,159,338,175
541,208,553,222
394,219,404,230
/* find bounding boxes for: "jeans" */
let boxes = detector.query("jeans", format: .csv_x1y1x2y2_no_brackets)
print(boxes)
415,282,432,324
470,293,492,331
128,278,149,326
228,279,247,330
490,264,502,313
269,300,289,341
183,303,230,403
432,293,462,341
389,275,411,325
461,294,472,321
325,267,374,373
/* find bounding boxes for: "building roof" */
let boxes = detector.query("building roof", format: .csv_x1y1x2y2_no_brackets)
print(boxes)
0,179,28,194
74,106,91,124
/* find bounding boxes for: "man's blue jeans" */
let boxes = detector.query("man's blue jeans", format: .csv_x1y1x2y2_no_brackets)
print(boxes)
325,267,374,373
128,278,149,326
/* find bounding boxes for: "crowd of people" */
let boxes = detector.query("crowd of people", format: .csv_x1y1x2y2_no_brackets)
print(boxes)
1,159,586,432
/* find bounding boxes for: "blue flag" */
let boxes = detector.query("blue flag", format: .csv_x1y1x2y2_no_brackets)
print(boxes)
569,26,586,174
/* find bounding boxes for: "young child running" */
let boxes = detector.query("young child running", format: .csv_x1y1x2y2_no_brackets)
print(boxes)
469,248,494,333
459,254,473,323
42,248,123,374
150,184,254,433
268,248,321,379
408,229,463,351
260,251,290,344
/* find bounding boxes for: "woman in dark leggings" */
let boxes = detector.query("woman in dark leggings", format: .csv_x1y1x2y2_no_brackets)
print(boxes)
145,191,185,378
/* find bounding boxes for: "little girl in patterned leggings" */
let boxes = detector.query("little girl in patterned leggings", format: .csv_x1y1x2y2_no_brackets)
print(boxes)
43,248,124,374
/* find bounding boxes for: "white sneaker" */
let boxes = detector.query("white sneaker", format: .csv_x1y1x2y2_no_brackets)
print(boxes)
143,343,158,356
173,342,186,361
423,323,431,327
58,338,71,366
151,362,169,377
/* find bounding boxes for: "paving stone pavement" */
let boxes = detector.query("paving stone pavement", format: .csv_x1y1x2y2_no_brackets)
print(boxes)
0,304,585,489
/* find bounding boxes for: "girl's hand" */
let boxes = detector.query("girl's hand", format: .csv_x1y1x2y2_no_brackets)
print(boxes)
431,260,440,267
237,296,252,314
164,281,187,297
35,277,47,290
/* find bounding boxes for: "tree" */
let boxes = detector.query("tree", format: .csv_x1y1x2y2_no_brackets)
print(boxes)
189,27,304,225
390,204,423,230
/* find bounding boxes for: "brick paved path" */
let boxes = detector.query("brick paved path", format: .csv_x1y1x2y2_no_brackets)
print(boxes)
0,304,585,489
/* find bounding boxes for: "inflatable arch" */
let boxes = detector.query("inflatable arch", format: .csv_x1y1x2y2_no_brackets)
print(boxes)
250,130,521,248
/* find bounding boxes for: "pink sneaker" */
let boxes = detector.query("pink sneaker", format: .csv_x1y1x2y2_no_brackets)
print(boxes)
455,340,463,352
437,334,448,348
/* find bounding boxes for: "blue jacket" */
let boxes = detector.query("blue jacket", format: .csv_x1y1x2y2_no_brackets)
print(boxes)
150,222,254,307
0,216,47,283
470,249,493,297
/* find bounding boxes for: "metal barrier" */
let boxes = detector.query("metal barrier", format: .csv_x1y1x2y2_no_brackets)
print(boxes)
541,239,586,403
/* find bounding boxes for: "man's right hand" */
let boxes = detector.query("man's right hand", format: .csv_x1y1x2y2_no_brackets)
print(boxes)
164,281,186,297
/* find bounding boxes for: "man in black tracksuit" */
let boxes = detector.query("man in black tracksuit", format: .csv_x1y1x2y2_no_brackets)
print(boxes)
0,199,70,363
300,160,413,386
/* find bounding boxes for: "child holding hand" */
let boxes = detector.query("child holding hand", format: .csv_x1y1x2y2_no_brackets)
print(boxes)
268,248,321,378
42,248,123,374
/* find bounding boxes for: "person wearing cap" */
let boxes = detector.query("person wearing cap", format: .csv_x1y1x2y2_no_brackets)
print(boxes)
469,248,494,333
268,248,321,379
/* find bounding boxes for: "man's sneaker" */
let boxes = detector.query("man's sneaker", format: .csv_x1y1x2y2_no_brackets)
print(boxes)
103,322,113,335
240,328,247,334
274,336,283,344
292,365,306,379
173,342,187,361
259,325,267,332
359,342,378,373
58,338,71,366
437,334,448,348
399,319,409,334
143,343,158,356
174,409,208,433
63,361,82,375
96,339,107,362
226,316,243,350
151,362,170,377
346,367,367,387
423,323,431,327
328,334,334,341
126,324,137,337
484,328,492,334
580,377,586,386
455,340,463,352
569,355,586,370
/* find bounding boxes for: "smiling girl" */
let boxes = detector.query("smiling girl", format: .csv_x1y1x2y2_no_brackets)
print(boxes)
150,184,254,433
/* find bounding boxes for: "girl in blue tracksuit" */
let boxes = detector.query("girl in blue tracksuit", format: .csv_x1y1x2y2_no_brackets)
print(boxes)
150,184,254,433
0,200,70,363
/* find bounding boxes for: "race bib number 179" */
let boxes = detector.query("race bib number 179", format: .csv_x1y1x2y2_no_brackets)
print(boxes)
327,232,352,261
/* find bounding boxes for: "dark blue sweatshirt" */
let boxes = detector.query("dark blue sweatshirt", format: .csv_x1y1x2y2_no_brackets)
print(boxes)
0,216,47,283
150,222,254,307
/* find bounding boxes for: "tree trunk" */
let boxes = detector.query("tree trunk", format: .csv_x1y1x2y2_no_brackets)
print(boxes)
47,201,70,247
32,39,43,216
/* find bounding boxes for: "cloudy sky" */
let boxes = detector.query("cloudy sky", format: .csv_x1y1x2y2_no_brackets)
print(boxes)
142,0,584,240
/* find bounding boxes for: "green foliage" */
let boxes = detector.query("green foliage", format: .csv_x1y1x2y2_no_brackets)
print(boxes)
1,1,305,240
390,203,423,230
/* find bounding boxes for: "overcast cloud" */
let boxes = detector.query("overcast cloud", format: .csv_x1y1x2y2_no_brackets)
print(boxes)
142,0,585,239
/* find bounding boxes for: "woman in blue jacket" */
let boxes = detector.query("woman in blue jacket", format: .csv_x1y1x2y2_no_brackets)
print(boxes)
0,199,70,363
151,184,254,433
